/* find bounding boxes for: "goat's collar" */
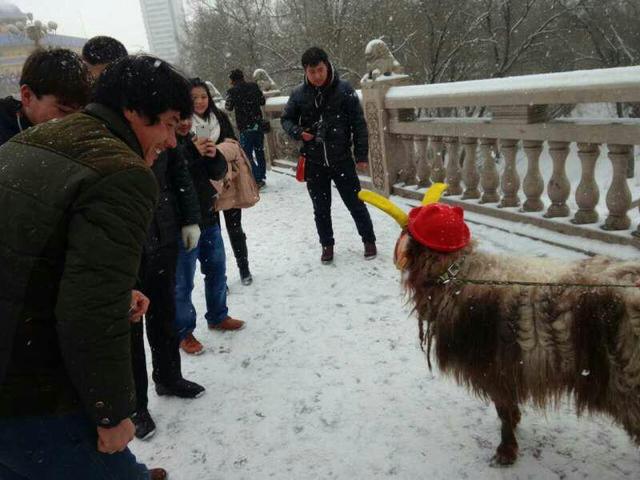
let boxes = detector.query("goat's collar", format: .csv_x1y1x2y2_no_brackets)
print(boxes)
437,256,467,285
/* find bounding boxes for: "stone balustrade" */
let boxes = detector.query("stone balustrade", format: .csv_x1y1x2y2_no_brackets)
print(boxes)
261,57,640,249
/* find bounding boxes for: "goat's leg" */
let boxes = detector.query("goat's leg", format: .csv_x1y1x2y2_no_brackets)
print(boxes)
492,400,521,465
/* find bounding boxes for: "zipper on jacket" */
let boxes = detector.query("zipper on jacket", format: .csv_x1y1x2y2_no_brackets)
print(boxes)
319,113,329,167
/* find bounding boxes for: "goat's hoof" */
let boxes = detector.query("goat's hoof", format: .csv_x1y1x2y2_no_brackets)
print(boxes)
491,444,518,466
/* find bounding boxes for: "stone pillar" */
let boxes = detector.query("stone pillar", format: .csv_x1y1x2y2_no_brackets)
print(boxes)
361,74,413,195
522,140,545,212
415,135,431,188
430,136,446,183
461,138,480,200
572,143,600,225
479,138,499,204
545,141,571,218
444,137,462,195
261,90,284,168
498,139,520,208
603,144,632,230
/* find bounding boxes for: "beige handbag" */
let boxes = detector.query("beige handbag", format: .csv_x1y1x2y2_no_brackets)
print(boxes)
213,139,260,211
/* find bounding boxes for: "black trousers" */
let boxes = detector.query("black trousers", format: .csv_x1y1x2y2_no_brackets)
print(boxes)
223,208,249,273
305,160,376,247
131,243,182,412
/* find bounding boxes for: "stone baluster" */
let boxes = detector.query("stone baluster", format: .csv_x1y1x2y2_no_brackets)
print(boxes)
544,141,571,218
461,137,480,200
571,143,600,225
444,137,462,195
398,135,417,185
430,136,446,183
602,144,632,230
479,138,499,203
522,140,545,212
415,136,431,188
498,139,520,208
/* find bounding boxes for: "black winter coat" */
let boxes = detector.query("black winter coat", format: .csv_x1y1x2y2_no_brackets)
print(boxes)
225,80,265,131
0,96,32,147
145,147,201,252
281,65,368,166
180,113,229,227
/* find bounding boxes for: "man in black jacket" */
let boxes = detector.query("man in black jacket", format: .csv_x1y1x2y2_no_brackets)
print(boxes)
281,47,377,264
0,55,189,480
225,68,267,187
0,48,91,146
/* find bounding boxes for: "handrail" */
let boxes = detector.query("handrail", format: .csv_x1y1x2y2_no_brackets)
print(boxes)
384,65,640,109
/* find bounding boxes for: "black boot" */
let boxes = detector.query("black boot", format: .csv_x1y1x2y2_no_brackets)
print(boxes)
239,260,252,286
155,378,206,399
132,409,156,440
321,245,334,264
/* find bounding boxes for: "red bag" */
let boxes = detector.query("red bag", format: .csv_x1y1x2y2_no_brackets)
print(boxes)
296,155,306,182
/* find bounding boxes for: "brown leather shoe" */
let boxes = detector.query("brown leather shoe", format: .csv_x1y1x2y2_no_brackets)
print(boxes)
321,245,334,264
208,316,245,331
364,242,377,260
179,333,204,355
149,468,168,480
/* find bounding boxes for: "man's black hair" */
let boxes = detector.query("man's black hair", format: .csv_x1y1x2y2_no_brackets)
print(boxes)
91,55,193,124
229,69,244,82
190,77,218,122
82,36,128,66
301,47,329,68
20,48,92,107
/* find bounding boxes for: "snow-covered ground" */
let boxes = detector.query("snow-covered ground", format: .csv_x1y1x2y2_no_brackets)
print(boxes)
133,171,639,479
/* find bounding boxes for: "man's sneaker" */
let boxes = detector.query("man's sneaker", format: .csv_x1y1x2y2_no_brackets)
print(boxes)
321,245,334,264
208,316,245,331
132,410,156,440
156,378,206,399
149,468,168,480
179,333,204,355
257,180,266,189
364,242,377,260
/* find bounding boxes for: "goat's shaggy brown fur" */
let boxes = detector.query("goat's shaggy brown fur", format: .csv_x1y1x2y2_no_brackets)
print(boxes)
403,239,640,464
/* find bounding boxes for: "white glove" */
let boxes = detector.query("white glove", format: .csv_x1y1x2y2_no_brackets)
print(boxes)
181,224,201,252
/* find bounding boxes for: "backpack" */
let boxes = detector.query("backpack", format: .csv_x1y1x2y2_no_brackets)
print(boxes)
212,139,260,211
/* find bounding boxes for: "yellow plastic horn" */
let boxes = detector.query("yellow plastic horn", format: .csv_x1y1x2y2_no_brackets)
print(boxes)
358,190,408,228
422,183,448,205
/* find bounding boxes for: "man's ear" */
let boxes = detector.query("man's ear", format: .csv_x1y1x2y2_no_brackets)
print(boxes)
20,84,34,108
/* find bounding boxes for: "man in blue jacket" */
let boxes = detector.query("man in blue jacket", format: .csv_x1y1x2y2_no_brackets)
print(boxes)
281,47,376,264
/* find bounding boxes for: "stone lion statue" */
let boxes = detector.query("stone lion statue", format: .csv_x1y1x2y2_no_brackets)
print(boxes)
253,69,278,93
362,39,404,82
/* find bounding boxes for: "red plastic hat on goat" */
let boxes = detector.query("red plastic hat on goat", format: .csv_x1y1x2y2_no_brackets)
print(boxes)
407,203,470,252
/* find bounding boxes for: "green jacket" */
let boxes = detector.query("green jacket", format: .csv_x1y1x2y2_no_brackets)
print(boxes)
0,103,158,427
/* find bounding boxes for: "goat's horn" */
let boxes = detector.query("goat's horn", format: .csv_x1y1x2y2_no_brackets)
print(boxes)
422,183,449,205
358,190,408,228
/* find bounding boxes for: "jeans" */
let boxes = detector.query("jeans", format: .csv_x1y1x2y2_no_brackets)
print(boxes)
240,129,266,182
0,413,148,480
305,160,376,247
131,243,182,413
175,224,228,339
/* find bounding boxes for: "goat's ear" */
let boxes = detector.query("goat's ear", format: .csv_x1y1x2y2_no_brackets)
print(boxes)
394,230,411,271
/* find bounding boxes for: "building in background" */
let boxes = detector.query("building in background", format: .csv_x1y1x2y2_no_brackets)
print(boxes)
138,0,185,66
0,2,87,97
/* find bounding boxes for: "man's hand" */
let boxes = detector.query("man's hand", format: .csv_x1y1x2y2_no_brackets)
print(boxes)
129,290,149,323
97,418,135,454
301,131,315,142
181,224,201,252
356,162,369,173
